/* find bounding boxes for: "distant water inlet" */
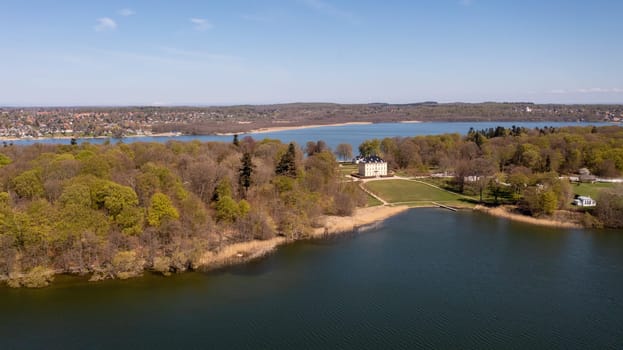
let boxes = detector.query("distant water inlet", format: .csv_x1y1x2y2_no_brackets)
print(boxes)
8,121,617,151
1,208,622,349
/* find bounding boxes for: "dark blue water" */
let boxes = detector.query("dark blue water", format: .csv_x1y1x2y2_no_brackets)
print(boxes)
2,209,622,349
8,121,617,151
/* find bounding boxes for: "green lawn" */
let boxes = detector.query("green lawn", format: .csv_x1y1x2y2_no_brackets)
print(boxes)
572,182,617,198
365,193,384,207
364,179,473,207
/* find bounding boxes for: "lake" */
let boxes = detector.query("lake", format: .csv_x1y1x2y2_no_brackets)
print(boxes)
2,209,622,349
8,121,617,151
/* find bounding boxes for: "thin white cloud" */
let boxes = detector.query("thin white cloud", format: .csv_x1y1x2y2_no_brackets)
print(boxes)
94,17,117,32
96,50,194,66
549,88,623,94
190,18,213,31
119,8,135,17
577,87,623,93
158,46,242,61
300,0,358,23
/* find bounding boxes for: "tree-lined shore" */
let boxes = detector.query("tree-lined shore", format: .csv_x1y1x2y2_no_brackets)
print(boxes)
0,138,367,287
358,125,623,228
1,125,622,288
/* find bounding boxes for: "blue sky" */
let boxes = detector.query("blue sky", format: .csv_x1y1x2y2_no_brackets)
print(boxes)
1,0,622,106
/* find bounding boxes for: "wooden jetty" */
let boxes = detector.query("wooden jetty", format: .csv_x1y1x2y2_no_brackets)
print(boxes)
431,202,457,212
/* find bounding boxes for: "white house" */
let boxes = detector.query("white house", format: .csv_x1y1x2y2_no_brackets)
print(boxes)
573,196,596,207
358,156,388,177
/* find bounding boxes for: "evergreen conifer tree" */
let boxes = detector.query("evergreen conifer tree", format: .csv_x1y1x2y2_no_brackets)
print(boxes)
276,142,297,177
238,152,254,197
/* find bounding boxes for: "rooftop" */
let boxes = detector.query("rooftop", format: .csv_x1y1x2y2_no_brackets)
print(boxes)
359,156,385,163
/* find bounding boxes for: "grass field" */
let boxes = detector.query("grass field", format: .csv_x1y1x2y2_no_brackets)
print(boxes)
364,179,474,207
365,193,384,207
572,182,618,198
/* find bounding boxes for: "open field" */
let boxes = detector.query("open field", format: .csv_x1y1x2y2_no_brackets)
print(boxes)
572,182,618,198
365,191,384,207
364,179,474,207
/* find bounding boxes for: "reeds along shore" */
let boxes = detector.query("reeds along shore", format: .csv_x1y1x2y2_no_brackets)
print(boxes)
474,205,582,228
197,205,410,271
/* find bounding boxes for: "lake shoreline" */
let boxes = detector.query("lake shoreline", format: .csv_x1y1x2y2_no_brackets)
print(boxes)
474,205,583,228
196,205,410,272
0,205,410,288
214,121,375,136
0,204,589,288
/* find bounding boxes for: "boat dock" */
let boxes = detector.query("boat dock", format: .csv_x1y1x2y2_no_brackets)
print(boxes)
431,202,458,212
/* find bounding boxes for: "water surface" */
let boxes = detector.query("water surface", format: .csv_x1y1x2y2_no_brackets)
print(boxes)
9,121,616,151
2,209,622,349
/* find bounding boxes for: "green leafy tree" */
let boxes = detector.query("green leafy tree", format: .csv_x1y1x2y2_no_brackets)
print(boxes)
215,196,240,223
540,189,558,215
147,192,179,227
0,154,12,167
0,192,9,206
91,180,139,218
212,178,232,203
11,169,44,199
358,139,381,157
238,199,250,217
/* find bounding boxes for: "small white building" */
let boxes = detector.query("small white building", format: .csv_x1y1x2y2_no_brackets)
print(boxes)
358,156,388,177
573,196,596,207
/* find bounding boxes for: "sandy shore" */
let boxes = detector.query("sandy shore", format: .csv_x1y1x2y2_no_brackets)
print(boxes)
199,203,586,272
475,205,582,228
311,205,410,237
197,205,409,270
399,120,422,123
216,122,373,136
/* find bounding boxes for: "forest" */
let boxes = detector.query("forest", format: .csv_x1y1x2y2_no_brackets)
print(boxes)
0,137,365,287
358,125,623,228
1,125,623,288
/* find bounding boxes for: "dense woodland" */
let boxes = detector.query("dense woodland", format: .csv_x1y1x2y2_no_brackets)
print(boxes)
0,138,365,287
1,125,623,287
358,125,623,227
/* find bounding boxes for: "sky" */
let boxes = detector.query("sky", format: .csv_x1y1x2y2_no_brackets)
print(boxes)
1,0,622,106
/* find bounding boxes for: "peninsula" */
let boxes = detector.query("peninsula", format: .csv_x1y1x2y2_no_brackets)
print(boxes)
1,125,622,288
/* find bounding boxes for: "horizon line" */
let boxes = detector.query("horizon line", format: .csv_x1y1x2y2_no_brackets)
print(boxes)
2,101,623,108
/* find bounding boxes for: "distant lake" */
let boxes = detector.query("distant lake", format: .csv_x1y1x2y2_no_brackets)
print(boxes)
2,209,622,349
8,121,618,151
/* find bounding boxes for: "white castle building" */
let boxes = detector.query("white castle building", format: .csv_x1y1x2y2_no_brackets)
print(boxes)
357,155,388,177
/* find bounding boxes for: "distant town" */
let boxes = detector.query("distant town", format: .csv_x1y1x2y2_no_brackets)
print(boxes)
1,102,622,139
